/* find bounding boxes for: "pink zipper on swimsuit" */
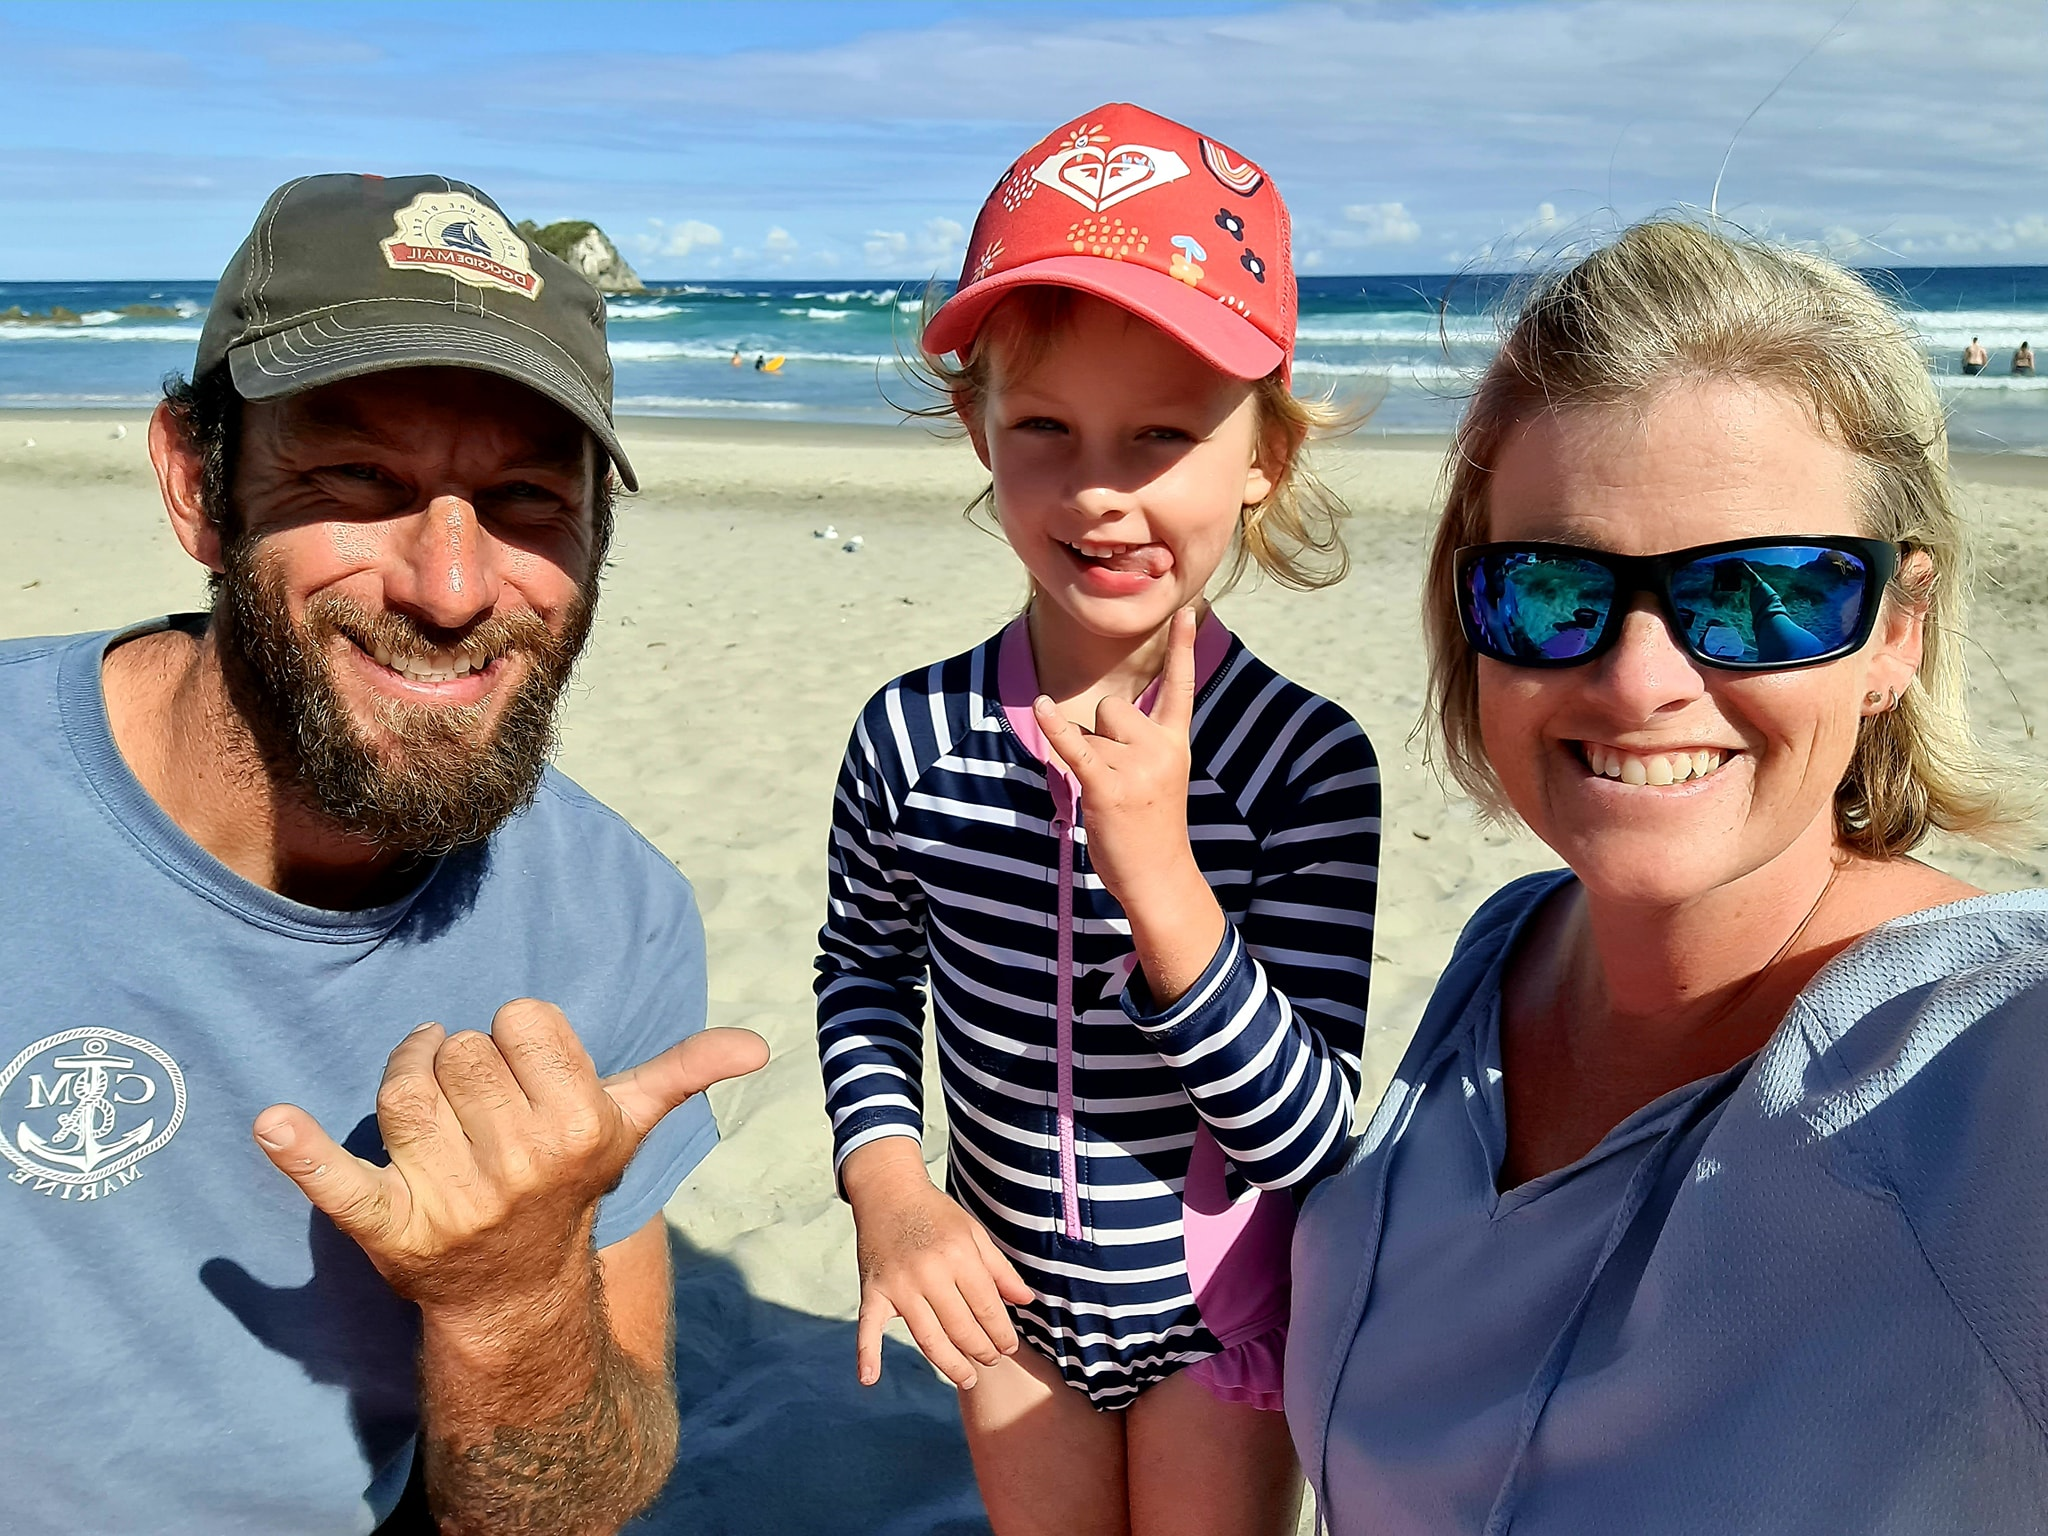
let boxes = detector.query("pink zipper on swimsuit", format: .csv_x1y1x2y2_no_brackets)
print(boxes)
997,612,1234,1248
1047,767,1083,1242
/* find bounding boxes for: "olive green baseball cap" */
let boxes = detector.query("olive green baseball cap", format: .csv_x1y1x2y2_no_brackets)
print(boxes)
197,173,637,491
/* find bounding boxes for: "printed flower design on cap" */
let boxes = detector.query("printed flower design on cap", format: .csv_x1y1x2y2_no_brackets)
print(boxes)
1240,250,1267,284
1169,235,1207,285
1218,294,1251,316
973,239,1007,283
1068,217,1147,260
1215,209,1245,242
1065,122,1109,151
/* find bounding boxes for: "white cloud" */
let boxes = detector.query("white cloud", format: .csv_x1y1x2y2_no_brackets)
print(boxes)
863,229,908,266
918,216,966,261
649,218,723,259
484,0,2048,271
762,225,799,255
1343,202,1420,245
866,217,966,271
25,0,2048,277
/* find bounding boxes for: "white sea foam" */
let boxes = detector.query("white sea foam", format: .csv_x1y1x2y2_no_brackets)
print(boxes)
608,339,890,366
1293,359,1475,386
0,391,158,404
1294,318,1497,346
605,301,687,319
0,323,206,342
792,289,900,305
1933,373,2048,392
613,394,806,412
780,307,855,321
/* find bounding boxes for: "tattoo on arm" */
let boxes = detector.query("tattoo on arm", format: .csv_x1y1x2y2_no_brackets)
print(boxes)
420,1257,681,1536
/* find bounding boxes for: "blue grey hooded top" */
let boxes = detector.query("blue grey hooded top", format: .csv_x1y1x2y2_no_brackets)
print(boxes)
1288,870,2048,1535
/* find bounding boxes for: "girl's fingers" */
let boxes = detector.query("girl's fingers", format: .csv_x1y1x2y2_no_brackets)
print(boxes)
928,1284,1005,1368
1033,696,1097,778
1148,606,1200,734
1091,695,1145,743
972,1223,1039,1307
899,1294,983,1389
856,1288,894,1386
959,1264,1022,1356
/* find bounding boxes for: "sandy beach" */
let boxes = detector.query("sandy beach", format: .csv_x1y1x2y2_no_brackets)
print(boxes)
4,411,2044,1533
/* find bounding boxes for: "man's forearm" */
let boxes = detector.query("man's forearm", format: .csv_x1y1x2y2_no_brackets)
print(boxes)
418,1248,679,1536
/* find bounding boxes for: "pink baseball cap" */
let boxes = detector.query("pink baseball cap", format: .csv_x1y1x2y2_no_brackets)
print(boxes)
922,103,1296,382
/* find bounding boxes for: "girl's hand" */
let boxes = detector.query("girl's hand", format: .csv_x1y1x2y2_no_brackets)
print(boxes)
1034,607,1227,1004
843,1138,1035,1390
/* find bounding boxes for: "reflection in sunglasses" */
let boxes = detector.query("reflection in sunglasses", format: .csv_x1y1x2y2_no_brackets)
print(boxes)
1458,538,1889,671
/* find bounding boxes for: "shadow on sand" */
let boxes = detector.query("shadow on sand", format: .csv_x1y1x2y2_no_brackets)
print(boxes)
628,1227,991,1536
364,1227,987,1536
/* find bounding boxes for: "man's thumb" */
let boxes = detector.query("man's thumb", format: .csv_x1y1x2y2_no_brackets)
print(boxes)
602,1027,770,1138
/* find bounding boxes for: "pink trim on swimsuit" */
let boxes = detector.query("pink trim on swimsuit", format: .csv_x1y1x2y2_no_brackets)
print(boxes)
997,611,1292,1410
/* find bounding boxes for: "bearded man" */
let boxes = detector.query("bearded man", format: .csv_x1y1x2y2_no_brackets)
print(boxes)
0,175,765,1535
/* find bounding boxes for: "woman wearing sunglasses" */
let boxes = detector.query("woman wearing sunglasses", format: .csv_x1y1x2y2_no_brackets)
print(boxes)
1287,221,2046,1532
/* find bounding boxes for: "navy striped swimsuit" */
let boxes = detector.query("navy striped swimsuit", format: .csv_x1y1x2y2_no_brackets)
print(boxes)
816,615,1379,1405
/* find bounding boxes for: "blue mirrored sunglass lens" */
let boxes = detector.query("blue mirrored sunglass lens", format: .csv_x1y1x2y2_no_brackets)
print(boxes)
1669,546,1869,664
1466,553,1615,661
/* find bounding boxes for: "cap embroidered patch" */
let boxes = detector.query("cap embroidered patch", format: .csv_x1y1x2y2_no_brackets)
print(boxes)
379,192,543,299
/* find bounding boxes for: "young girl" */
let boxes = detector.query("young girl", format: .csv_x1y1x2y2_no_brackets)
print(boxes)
815,104,1379,1535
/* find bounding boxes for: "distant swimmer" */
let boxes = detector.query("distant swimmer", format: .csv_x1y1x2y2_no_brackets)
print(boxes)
754,354,765,370
731,349,743,367
1963,336,1988,375
2015,340,2036,376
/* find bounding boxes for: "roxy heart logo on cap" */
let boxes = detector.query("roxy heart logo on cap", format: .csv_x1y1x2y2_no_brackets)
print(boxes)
926,103,1296,382
1033,122,1191,214
380,191,543,299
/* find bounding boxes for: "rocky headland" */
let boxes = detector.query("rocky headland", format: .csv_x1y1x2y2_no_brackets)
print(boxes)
516,219,645,295
0,303,184,327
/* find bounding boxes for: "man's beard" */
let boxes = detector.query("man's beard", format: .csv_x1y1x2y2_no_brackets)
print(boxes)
213,542,596,857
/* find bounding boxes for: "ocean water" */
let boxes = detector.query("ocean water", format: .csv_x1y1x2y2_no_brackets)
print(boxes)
4,269,2046,451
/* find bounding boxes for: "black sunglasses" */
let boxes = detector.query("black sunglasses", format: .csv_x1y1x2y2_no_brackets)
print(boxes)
1455,536,1902,671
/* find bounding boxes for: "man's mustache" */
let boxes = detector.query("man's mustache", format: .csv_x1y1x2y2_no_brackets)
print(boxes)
309,596,556,673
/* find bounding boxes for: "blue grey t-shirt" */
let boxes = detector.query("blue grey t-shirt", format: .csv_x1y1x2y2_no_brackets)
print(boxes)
0,621,719,1535
1290,869,2048,1535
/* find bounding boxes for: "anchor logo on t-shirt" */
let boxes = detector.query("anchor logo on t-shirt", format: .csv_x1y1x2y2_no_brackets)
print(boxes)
0,1030,186,1202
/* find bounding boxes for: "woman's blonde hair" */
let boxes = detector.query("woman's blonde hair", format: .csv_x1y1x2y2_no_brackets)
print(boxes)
1423,217,2019,857
909,285,1350,593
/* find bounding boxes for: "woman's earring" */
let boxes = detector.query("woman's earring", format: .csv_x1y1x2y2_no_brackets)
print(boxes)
1865,687,1901,714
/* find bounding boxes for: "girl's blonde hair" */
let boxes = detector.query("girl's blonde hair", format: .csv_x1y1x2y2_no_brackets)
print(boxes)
1423,217,2020,857
909,285,1351,593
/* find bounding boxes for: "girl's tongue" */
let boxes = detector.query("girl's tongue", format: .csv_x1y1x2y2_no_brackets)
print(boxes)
1074,542,1172,578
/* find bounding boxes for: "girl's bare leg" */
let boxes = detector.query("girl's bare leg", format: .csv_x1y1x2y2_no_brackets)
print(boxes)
958,1340,1129,1536
1125,1368,1303,1536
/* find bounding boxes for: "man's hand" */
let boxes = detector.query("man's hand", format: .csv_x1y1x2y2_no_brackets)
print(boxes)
1032,607,1227,1006
252,998,768,1318
842,1138,1035,1391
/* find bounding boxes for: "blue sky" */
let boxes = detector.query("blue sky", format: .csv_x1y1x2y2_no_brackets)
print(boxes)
1,0,2043,280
